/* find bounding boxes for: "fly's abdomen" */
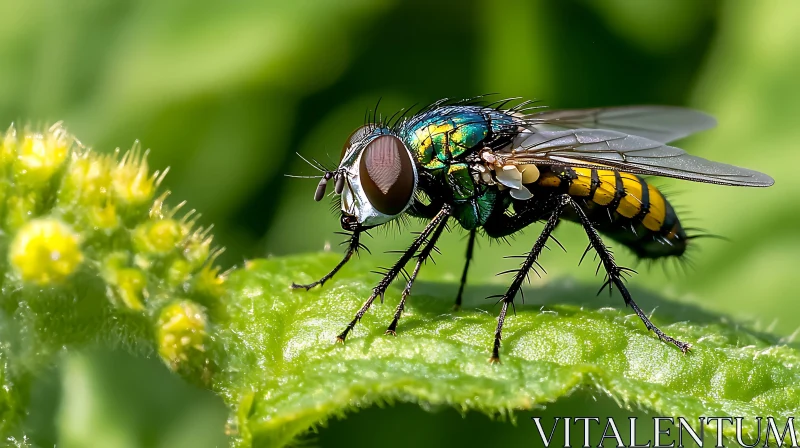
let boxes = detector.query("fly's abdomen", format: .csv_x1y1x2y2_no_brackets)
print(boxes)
535,167,687,259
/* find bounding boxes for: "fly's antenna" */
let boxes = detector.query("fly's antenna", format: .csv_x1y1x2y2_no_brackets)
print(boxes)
312,171,335,202
289,152,344,202
283,174,321,179
284,153,329,179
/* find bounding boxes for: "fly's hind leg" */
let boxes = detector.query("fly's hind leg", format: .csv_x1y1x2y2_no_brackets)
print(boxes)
453,229,477,310
337,205,452,342
565,196,691,353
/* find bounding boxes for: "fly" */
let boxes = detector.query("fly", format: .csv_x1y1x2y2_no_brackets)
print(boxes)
291,97,774,363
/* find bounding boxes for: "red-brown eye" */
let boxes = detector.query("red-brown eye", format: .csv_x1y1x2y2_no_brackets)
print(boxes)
341,125,373,161
359,135,415,215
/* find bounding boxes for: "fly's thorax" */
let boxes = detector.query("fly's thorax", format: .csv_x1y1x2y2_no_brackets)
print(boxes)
338,130,418,228
403,110,491,170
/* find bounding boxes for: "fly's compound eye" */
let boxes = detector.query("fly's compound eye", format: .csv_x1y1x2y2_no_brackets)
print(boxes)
358,135,415,215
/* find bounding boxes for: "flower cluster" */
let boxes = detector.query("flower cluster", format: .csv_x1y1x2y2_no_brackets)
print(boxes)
1,123,225,384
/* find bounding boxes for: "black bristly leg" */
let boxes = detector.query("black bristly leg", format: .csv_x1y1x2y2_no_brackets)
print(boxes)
483,194,555,239
337,204,452,343
292,231,362,290
453,229,477,310
565,195,692,353
385,215,449,335
490,195,569,363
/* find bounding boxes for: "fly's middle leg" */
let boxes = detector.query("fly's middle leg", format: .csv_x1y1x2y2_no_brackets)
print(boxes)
453,229,478,310
336,204,452,343
489,195,569,363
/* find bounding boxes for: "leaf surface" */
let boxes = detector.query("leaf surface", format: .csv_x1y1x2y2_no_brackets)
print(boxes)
214,255,800,447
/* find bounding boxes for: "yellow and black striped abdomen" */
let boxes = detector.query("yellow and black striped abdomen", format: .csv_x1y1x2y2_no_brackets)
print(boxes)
534,167,687,259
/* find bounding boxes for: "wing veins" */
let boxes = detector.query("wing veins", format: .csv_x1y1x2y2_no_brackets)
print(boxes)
500,128,773,187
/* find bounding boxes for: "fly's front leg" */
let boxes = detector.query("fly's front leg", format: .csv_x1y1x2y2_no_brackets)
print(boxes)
489,195,569,363
566,196,691,353
385,215,449,335
292,231,363,290
453,229,477,310
337,204,452,342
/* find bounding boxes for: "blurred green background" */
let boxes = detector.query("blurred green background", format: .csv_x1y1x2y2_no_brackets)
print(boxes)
1,0,798,446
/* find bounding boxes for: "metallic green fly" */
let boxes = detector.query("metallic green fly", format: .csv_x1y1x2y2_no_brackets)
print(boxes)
292,97,773,363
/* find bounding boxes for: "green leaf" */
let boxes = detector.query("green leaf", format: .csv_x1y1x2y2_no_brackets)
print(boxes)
213,254,800,447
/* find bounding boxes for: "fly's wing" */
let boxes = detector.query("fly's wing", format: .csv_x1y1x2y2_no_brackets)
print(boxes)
527,106,717,143
503,128,774,187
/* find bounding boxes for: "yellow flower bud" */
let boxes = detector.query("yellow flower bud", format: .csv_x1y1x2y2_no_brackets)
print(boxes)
112,144,167,206
193,264,227,300
88,204,119,230
115,268,147,310
183,228,212,268
61,152,113,206
14,123,71,185
100,253,148,310
133,219,186,255
157,300,211,380
9,218,83,285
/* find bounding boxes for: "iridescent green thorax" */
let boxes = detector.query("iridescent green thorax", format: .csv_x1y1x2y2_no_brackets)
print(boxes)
399,106,518,170
393,105,520,229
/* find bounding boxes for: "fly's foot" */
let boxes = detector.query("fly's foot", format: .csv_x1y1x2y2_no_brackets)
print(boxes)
660,335,692,354
384,318,400,336
453,293,465,311
672,339,692,354
291,281,318,291
652,326,692,354
336,323,354,343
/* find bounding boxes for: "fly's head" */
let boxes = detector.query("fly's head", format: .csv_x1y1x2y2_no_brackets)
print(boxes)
311,126,418,232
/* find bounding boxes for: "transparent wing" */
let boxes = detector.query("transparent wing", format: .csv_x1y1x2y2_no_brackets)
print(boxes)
503,128,774,187
527,106,717,143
